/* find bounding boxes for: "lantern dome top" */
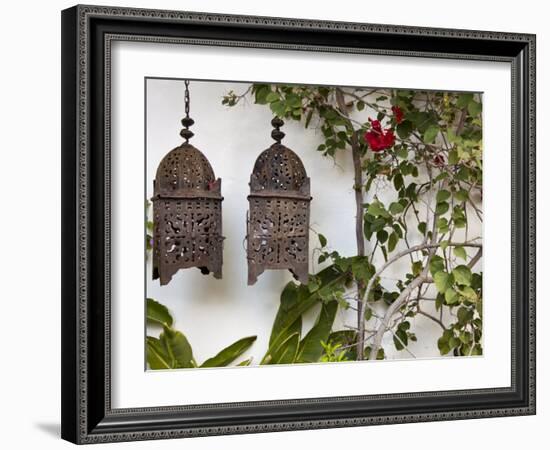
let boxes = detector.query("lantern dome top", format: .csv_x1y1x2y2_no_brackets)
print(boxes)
154,143,220,197
251,143,308,193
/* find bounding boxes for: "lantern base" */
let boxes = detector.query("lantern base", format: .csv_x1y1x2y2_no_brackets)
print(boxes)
248,262,308,286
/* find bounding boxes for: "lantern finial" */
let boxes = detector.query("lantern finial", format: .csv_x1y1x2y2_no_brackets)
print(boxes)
270,117,285,143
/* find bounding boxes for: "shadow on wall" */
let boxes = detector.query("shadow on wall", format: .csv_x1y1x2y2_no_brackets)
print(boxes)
34,422,60,438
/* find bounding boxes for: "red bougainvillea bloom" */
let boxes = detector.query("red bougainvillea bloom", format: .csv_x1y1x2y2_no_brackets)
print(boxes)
364,118,396,152
391,106,404,124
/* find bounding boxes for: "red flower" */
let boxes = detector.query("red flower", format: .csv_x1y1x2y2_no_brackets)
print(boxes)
364,118,395,152
391,106,404,124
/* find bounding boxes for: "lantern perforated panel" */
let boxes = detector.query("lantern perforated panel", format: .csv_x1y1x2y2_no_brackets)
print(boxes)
152,143,223,285
246,118,311,285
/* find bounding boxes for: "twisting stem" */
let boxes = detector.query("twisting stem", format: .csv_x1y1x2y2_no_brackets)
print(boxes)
351,133,366,257
352,133,366,360
335,88,366,360
369,271,430,360
417,308,446,330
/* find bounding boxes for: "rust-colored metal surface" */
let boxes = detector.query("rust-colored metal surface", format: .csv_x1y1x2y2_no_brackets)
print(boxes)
152,81,223,285
247,118,311,285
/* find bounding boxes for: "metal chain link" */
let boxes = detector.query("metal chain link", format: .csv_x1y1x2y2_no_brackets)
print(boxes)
184,79,190,117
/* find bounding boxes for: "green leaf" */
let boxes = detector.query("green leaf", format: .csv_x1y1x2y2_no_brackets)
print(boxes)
296,301,338,363
454,189,469,202
201,336,257,368
468,100,482,117
237,358,253,366
436,189,451,203
370,217,386,232
268,284,300,346
458,286,478,301
351,257,374,284
398,321,411,332
445,288,459,304
270,100,286,117
265,91,280,103
327,330,357,354
364,307,373,321
452,265,472,286
377,229,388,244
471,273,483,290
457,93,474,109
253,85,270,104
318,233,327,248
286,93,302,108
457,167,470,181
429,255,445,276
453,246,467,261
418,221,427,235
435,202,449,215
270,332,300,365
435,292,444,311
146,336,172,370
412,261,423,276
159,325,194,368
392,222,404,238
437,217,449,233
146,298,173,327
434,271,452,294
458,307,473,325
396,145,409,159
471,344,483,356
393,334,404,351
264,266,347,363
393,173,404,190
454,218,467,228
380,245,388,262
367,201,385,217
423,124,440,144
396,120,413,139
388,232,398,252
389,202,404,215
437,332,451,355
459,331,472,344
448,149,459,165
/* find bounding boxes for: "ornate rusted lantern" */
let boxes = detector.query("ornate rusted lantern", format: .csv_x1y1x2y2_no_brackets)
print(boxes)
246,117,312,285
152,80,223,285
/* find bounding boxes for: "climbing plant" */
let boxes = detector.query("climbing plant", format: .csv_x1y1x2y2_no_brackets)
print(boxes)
223,84,483,361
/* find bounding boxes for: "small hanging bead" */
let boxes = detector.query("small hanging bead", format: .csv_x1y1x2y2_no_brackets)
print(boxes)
271,117,285,143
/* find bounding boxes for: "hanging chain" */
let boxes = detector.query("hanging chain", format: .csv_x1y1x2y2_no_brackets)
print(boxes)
180,79,194,143
184,79,190,118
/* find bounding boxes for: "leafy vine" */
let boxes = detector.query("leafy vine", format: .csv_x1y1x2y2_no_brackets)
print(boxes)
223,84,483,361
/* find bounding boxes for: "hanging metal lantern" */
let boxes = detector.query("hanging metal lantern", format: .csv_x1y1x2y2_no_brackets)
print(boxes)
152,80,223,285
246,117,311,285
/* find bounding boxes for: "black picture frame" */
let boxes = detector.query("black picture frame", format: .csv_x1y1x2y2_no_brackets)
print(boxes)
61,4,536,444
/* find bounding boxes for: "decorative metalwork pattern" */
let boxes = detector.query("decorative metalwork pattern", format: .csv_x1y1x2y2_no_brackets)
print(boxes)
152,81,223,285
152,144,223,284
247,118,311,285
